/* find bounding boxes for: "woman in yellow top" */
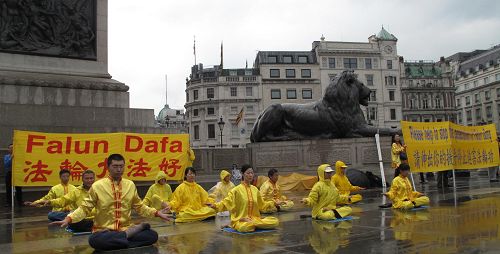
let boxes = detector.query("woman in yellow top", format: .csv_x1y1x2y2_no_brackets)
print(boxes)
209,164,279,232
25,169,77,221
301,164,352,220
168,167,216,222
143,171,173,210
208,170,235,216
391,134,406,177
260,168,294,213
384,163,430,209
331,161,365,204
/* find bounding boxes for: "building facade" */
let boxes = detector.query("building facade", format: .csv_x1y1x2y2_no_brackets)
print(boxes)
156,104,188,133
400,60,456,122
451,45,500,129
312,27,402,129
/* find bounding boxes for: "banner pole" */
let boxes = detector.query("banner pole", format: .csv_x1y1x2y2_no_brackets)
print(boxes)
409,173,417,191
375,133,387,198
452,169,457,207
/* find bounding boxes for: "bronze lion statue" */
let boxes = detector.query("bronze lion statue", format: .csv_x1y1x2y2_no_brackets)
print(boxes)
250,70,396,142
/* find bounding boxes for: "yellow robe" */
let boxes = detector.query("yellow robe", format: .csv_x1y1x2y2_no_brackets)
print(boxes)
68,177,157,232
169,181,216,222
143,171,173,210
34,183,77,211
386,175,430,209
391,143,405,169
187,148,195,167
215,182,279,232
303,164,352,220
331,163,362,204
208,170,235,202
50,185,94,219
309,220,352,254
260,179,294,212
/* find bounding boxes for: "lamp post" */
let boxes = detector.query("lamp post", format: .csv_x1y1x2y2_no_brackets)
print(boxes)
218,116,225,148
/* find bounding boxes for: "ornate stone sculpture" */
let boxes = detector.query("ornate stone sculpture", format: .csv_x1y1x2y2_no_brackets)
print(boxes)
250,70,397,142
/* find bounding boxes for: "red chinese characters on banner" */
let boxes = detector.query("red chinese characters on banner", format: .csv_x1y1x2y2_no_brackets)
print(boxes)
59,159,89,181
127,158,151,177
23,160,52,183
159,158,181,177
97,158,109,178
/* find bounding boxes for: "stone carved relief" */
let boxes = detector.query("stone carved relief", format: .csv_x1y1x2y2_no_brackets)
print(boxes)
255,150,298,167
309,149,351,166
0,0,97,59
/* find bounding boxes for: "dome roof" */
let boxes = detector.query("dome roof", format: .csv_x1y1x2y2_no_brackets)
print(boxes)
157,104,183,123
377,27,397,41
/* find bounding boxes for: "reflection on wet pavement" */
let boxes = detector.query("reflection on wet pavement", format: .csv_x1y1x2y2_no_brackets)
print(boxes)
2,173,500,253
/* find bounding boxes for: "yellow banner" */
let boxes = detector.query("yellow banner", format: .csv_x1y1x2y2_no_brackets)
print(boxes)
12,130,191,186
401,121,499,172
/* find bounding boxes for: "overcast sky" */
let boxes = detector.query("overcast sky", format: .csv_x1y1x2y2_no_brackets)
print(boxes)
108,0,500,115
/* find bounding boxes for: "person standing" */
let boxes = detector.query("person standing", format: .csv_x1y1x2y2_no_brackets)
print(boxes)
488,137,500,183
51,154,171,251
4,144,23,206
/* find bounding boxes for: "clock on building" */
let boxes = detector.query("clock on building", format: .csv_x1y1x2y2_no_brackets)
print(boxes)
384,45,393,54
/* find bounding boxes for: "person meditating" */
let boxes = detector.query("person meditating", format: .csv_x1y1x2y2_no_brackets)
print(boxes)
260,168,294,212
52,154,171,251
384,163,430,209
167,167,216,222
208,169,235,216
208,164,279,232
143,171,173,210
25,169,77,221
301,164,352,220
331,161,365,204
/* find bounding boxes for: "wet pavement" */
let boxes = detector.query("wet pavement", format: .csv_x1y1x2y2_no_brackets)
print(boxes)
2,172,500,253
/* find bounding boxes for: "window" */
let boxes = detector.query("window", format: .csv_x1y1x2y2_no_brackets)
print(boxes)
231,124,239,137
456,98,461,107
194,125,199,140
193,90,199,100
368,107,377,120
229,70,237,76
302,89,312,99
207,107,215,115
343,58,358,69
246,105,254,113
465,96,471,105
271,89,281,99
208,124,215,139
484,77,489,85
268,56,277,63
286,69,295,78
245,70,252,76
486,106,492,118
193,109,199,117
473,80,478,87
435,96,442,109
497,88,500,98
301,69,311,78
287,89,297,99
230,87,237,97
246,122,254,136
270,69,280,78
369,90,377,101
365,58,372,69
246,87,253,96
475,108,482,121
298,56,308,63
466,110,472,121
458,112,463,124
389,91,395,101
410,96,416,109
283,56,292,63
385,76,396,86
328,58,336,68
390,108,396,120
387,60,393,69
366,74,374,86
230,106,237,113
186,92,189,102
207,88,214,99
474,94,480,103
422,96,429,109
409,80,414,87
496,73,500,81
485,90,491,100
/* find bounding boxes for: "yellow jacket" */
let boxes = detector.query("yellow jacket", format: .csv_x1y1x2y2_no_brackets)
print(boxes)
209,170,235,202
386,175,422,207
260,179,287,202
303,164,349,218
143,171,173,210
215,182,277,228
50,185,94,219
34,183,77,211
68,177,157,232
169,181,214,213
187,148,195,166
391,143,405,169
331,161,361,196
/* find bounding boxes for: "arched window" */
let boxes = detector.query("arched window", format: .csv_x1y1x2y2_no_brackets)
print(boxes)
422,95,429,109
410,95,417,109
434,95,442,109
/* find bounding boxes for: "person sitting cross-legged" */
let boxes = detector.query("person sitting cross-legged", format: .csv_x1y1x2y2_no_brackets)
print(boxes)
331,161,365,204
384,163,430,209
260,168,294,213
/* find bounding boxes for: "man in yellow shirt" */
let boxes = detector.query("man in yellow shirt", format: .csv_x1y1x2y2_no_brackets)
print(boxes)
34,169,95,232
52,154,171,251
25,169,76,221
301,164,352,220
331,161,365,204
143,171,173,210
260,168,294,212
384,163,430,209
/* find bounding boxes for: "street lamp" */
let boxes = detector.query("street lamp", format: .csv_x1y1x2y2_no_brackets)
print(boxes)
217,116,225,148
